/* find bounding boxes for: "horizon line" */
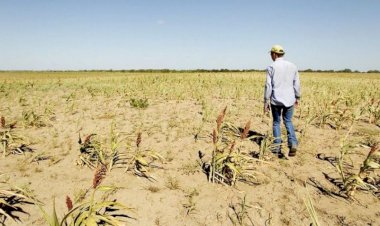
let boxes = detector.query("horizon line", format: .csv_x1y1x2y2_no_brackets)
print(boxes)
0,68,379,73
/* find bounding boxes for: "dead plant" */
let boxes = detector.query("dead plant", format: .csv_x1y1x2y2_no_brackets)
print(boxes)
0,174,37,224
0,117,31,158
77,124,127,171
22,110,49,128
125,132,164,181
339,144,380,198
336,127,380,198
201,107,266,186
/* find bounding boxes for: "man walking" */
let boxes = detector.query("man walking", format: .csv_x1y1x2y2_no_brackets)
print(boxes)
264,45,301,157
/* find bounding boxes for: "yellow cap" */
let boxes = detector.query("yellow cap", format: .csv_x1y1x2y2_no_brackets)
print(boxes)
270,45,285,54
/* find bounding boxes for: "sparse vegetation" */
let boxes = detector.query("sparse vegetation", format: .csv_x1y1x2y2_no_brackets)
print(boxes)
146,185,161,193
228,195,254,226
0,71,379,225
22,110,49,128
165,176,181,190
130,98,149,109
182,188,199,216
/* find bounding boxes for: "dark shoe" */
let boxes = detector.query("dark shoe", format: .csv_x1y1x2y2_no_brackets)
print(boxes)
288,146,297,157
271,148,286,159
277,152,285,159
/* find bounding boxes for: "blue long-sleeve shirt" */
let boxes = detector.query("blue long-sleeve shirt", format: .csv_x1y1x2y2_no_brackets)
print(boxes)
264,57,301,107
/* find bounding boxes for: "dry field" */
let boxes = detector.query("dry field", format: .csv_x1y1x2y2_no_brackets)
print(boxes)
0,71,379,226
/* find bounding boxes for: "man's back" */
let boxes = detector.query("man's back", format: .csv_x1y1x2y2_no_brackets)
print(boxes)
265,58,300,107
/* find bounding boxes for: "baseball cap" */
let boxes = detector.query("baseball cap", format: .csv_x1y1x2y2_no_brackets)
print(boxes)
270,45,285,54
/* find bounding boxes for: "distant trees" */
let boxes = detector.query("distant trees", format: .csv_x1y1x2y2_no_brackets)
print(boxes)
339,69,352,73
300,69,379,73
0,69,379,73
302,69,335,73
77,69,266,73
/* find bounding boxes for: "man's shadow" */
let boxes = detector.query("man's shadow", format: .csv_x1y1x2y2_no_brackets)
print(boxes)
235,127,268,159
237,127,266,146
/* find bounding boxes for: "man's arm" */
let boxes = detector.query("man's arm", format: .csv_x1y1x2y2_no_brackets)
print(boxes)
264,66,273,112
293,70,301,102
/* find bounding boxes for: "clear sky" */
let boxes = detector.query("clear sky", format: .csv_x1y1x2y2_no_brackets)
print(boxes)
0,0,379,71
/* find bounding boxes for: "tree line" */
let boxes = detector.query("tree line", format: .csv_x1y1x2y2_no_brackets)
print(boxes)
0,69,379,73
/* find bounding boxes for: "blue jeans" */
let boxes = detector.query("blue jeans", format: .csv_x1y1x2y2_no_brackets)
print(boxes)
271,105,298,150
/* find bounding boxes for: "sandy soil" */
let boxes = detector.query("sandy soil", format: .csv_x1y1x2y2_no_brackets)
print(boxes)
1,73,380,226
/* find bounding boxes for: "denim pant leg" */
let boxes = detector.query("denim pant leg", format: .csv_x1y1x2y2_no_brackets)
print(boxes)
271,105,282,150
282,106,298,147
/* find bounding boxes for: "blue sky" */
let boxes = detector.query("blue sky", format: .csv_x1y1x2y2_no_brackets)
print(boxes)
0,0,379,71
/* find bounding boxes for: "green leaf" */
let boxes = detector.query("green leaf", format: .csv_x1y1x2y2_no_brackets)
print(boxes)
146,151,164,160
136,157,148,166
96,186,116,192
225,163,241,175
349,175,367,188
95,214,122,226
74,211,90,226
52,199,60,226
36,199,60,226
215,153,229,163
60,201,91,225
85,216,98,226
365,160,380,169
92,200,131,211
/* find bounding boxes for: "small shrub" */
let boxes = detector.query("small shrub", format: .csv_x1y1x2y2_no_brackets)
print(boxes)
182,189,199,216
38,166,135,226
200,107,266,186
146,185,160,193
77,123,127,171
165,176,181,190
22,110,49,128
125,132,164,180
336,129,380,199
227,195,254,226
130,98,149,109
1,116,31,158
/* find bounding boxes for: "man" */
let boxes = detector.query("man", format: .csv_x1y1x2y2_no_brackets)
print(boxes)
264,45,300,157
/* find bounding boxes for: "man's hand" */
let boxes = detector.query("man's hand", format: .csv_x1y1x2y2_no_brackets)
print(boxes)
295,99,299,108
264,103,270,113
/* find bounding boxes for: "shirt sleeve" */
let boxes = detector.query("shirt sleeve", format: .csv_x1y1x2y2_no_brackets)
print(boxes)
293,70,301,99
264,66,273,103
